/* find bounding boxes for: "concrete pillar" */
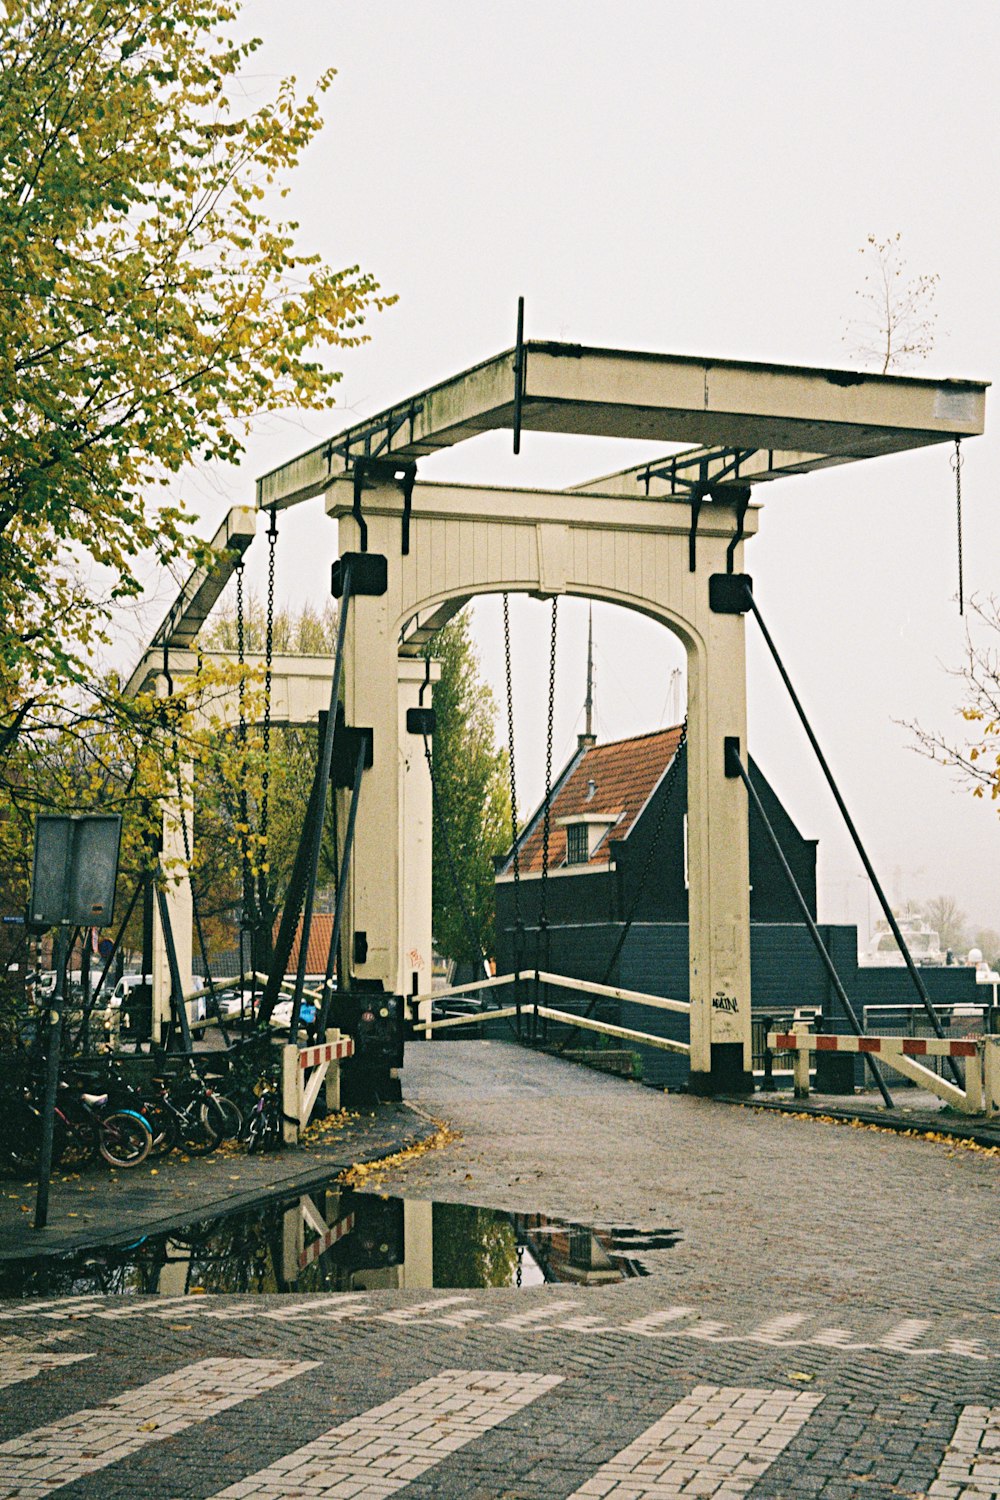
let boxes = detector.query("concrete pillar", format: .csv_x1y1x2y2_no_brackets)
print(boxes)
151,754,193,1044
684,604,753,1094
339,502,402,997
792,1022,812,1099
398,658,440,1024
401,1198,434,1289
984,1038,1000,1119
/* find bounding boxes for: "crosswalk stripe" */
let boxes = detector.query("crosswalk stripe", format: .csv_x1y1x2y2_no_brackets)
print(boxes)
95,1294,193,1319
0,1357,315,1500
206,1368,564,1499
0,1295,104,1321
0,1352,92,1391
928,1405,1000,1498
568,1383,823,1499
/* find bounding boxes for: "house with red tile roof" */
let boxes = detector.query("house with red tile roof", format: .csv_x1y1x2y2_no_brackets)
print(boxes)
495,725,817,943
490,728,988,1095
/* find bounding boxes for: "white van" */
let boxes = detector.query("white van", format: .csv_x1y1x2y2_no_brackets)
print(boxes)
108,974,206,1022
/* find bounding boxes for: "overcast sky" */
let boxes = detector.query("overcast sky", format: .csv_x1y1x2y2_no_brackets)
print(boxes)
136,0,1000,944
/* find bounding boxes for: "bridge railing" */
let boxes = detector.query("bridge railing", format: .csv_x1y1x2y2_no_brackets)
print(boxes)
410,970,691,1057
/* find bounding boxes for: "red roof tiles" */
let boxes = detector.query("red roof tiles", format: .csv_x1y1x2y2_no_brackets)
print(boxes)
508,726,684,875
274,913,335,975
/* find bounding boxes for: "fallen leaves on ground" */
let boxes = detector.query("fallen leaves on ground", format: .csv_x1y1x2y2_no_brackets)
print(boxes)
756,1108,1000,1158
339,1120,460,1191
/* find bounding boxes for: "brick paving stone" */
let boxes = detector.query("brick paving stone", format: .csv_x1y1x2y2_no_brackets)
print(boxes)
0,1042,998,1499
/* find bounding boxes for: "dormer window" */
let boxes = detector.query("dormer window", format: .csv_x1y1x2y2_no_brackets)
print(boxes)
566,823,589,865
559,810,621,866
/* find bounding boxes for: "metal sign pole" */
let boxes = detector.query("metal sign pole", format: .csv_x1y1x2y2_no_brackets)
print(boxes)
33,924,68,1231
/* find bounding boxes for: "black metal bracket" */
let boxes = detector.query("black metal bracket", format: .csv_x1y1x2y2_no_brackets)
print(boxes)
348,455,418,555
724,736,741,778
324,403,423,474
331,551,388,598
709,572,753,615
400,464,417,556
352,461,369,551
638,446,759,498
406,706,436,736
332,717,374,787
418,654,431,705
725,485,752,574
513,296,526,455
688,474,708,572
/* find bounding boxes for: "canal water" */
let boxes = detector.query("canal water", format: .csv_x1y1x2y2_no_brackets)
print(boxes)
0,1181,679,1298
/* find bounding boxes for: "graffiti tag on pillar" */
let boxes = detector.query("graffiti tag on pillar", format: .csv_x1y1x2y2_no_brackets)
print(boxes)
711,992,739,1014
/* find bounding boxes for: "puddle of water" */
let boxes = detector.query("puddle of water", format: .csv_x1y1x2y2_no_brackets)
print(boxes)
0,1183,679,1298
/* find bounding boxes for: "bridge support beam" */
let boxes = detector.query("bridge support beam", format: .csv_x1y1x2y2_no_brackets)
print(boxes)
147,655,437,1035
332,476,756,1093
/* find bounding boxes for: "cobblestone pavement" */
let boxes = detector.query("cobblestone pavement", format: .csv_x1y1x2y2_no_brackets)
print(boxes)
0,1103,434,1259
0,1041,997,1499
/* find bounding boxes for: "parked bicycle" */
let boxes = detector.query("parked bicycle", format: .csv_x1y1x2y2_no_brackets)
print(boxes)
245,1071,282,1154
99,1061,243,1158
4,1074,152,1172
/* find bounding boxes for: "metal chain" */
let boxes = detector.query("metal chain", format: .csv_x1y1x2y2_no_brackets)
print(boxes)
260,511,278,849
503,595,522,930
172,754,230,1043
234,562,254,931
600,717,688,986
556,718,688,1055
539,597,558,935
952,438,964,616
423,734,490,977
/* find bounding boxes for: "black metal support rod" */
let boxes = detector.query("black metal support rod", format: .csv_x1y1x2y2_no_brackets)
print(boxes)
745,588,964,1088
728,747,894,1107
175,765,231,1049
34,925,68,1230
513,296,525,455
316,739,366,1039
291,563,354,1034
155,880,194,1055
258,733,327,1025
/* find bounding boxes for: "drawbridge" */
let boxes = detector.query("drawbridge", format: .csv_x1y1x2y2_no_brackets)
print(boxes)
120,321,990,1106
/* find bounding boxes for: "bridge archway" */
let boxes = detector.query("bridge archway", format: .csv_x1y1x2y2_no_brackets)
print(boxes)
332,475,757,1093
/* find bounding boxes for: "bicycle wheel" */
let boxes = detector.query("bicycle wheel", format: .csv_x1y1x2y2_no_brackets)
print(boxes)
178,1099,221,1156
3,1098,42,1176
245,1109,266,1155
261,1101,283,1152
98,1110,152,1168
140,1100,177,1157
205,1094,242,1142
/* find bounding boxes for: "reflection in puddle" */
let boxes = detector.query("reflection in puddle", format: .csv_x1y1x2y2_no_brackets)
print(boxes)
0,1185,679,1299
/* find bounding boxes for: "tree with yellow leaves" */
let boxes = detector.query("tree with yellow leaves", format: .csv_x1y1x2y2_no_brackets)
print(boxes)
0,0,391,717
908,595,1000,821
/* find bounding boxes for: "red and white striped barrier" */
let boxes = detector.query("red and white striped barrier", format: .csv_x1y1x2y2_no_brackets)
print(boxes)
298,1213,355,1270
767,1028,999,1118
767,1032,978,1058
282,1032,356,1143
298,1038,354,1069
